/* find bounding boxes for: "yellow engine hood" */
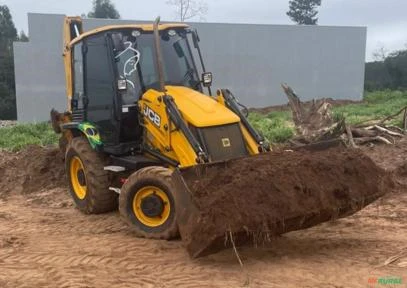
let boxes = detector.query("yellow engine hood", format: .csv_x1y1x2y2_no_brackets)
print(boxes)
164,86,240,127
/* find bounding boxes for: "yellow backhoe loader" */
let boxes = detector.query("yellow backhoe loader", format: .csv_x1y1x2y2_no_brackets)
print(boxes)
51,16,388,258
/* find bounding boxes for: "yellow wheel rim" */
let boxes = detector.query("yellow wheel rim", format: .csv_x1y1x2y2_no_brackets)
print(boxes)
70,156,87,200
132,186,171,227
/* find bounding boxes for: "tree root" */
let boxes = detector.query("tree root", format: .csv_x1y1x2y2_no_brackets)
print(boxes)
282,83,406,148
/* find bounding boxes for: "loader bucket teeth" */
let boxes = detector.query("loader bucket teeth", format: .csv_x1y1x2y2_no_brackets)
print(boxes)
172,147,391,258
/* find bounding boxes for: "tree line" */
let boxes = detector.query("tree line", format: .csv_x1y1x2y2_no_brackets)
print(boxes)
365,49,407,91
0,6,28,120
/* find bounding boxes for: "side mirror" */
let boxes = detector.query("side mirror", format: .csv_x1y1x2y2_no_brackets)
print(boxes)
192,30,200,49
202,72,212,87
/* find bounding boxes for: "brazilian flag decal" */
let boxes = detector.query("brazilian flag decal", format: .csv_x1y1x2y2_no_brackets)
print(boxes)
78,122,103,150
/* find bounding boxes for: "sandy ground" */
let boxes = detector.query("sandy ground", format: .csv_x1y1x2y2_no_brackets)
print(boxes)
0,142,406,288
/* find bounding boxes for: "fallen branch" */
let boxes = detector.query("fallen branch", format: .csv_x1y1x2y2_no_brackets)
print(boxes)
373,125,404,137
351,127,377,138
386,125,405,134
345,124,357,148
354,136,392,145
379,106,407,125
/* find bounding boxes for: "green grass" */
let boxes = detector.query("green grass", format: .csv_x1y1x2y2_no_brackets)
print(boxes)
248,111,295,143
333,90,407,126
0,122,58,152
1,90,406,151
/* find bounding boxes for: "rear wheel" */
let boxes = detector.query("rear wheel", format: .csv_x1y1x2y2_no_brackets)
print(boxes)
65,137,117,214
119,166,179,239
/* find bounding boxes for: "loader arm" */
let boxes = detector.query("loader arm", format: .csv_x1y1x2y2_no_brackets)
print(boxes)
138,85,256,168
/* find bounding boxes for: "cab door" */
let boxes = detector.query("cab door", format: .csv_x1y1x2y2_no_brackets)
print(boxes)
83,33,120,145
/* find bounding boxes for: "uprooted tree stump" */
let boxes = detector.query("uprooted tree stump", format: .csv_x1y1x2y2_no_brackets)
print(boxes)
281,83,407,147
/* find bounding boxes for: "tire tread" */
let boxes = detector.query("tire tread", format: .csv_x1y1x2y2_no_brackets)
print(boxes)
66,137,117,214
119,166,179,240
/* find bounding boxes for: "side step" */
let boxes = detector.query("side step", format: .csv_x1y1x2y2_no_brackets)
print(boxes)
105,155,163,196
109,155,162,170
109,187,121,194
104,166,126,172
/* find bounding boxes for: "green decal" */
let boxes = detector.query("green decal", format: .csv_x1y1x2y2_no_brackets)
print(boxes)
78,122,103,150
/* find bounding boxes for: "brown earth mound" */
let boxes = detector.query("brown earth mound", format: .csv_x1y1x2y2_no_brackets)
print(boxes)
0,146,65,199
0,144,394,259
174,147,392,258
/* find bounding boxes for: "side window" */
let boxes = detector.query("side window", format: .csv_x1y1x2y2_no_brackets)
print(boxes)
85,35,114,107
84,34,117,144
113,34,142,105
73,43,84,109
139,45,157,86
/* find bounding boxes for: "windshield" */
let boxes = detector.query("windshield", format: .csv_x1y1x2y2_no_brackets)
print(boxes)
113,29,200,104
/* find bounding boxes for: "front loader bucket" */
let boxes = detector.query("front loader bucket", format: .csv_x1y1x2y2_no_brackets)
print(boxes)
172,147,391,258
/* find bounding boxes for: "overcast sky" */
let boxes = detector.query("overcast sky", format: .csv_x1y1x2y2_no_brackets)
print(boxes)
2,0,406,61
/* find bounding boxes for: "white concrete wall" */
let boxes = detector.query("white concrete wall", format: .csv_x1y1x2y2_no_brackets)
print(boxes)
14,13,366,122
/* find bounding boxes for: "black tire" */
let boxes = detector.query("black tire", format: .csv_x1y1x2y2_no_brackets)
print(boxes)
65,137,117,214
119,166,179,240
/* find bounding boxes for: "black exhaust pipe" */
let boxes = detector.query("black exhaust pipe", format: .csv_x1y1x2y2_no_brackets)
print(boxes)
153,17,166,93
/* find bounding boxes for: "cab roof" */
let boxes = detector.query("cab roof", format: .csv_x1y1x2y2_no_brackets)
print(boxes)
69,23,189,46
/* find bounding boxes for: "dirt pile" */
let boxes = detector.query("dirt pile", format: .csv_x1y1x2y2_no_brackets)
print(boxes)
0,141,406,287
174,147,392,258
0,146,65,198
361,137,407,188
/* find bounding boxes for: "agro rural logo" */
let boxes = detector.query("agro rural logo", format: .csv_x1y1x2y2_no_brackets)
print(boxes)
143,105,161,128
367,276,404,287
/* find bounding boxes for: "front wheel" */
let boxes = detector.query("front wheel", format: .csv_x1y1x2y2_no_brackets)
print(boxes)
119,166,179,240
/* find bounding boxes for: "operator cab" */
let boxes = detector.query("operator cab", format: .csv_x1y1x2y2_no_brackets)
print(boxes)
69,25,210,154
112,28,203,103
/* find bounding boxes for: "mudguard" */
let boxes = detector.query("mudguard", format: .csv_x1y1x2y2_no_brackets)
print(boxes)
61,122,103,150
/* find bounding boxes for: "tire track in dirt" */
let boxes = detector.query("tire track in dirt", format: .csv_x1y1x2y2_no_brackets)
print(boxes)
1,144,407,287
0,197,230,287
1,195,406,288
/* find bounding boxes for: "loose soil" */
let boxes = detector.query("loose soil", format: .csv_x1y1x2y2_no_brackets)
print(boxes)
176,148,392,257
0,142,406,287
0,145,65,200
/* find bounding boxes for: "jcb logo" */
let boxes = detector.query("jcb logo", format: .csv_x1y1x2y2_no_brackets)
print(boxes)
143,105,161,127
221,138,231,147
